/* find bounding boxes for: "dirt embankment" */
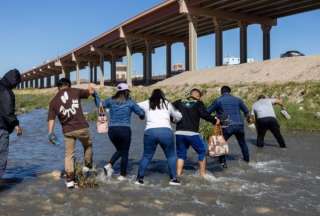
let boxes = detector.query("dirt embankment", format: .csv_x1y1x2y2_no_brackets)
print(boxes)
155,56,320,87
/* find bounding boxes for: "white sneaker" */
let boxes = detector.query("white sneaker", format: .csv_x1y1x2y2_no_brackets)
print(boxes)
117,175,127,181
135,178,144,185
103,164,114,177
82,166,95,176
169,178,181,186
82,166,90,174
66,181,75,189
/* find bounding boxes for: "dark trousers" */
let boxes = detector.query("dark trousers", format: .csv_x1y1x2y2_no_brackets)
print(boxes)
219,125,250,163
0,130,9,177
108,126,132,176
256,117,286,148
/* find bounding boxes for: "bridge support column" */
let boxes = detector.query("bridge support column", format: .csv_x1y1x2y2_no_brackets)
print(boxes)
61,67,70,80
54,75,59,87
111,55,117,85
35,79,39,88
25,81,28,89
88,62,93,83
40,78,44,89
125,41,133,87
166,42,172,77
98,54,104,87
76,63,81,85
184,42,189,71
240,22,248,64
46,76,51,88
262,24,272,60
214,18,223,67
145,40,152,85
30,80,33,88
188,15,197,72
93,65,98,84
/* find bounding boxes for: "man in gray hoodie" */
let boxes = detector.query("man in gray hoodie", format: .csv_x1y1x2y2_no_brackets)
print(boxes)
0,69,22,177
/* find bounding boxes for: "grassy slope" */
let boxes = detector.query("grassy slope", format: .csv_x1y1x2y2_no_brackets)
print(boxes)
15,82,320,139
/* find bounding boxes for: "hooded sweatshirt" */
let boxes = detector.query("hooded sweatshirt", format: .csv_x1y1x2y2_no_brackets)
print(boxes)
173,97,216,133
0,69,21,133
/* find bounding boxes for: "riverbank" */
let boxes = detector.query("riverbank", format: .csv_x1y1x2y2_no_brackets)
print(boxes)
15,81,320,135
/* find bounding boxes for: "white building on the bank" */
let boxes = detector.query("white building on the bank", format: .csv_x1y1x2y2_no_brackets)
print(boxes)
223,56,255,65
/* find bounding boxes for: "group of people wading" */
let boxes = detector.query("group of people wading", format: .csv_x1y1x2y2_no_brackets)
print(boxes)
0,69,287,189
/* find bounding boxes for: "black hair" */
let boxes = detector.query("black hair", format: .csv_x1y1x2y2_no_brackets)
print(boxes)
149,89,168,110
221,86,231,95
190,88,202,97
257,95,266,100
57,78,71,88
112,90,130,103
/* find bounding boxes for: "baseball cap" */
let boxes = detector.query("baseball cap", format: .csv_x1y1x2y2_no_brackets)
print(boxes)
116,83,129,92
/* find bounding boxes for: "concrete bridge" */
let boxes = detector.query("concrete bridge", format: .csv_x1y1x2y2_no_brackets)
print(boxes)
18,0,320,89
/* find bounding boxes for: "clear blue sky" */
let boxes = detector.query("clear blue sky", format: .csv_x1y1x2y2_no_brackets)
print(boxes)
0,0,319,80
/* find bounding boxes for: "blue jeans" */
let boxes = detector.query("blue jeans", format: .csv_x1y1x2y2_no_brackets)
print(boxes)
0,129,9,177
219,125,250,163
176,135,206,161
138,128,177,179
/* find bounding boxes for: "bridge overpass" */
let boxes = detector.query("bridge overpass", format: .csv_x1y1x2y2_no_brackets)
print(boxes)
18,0,320,89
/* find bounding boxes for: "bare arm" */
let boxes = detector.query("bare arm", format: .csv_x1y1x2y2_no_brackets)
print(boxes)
273,98,284,107
48,119,55,134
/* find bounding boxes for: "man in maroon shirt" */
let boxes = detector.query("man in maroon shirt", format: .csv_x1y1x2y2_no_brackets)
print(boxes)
48,78,94,189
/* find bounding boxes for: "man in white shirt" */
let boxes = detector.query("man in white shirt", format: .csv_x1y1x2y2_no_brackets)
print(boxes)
252,95,286,148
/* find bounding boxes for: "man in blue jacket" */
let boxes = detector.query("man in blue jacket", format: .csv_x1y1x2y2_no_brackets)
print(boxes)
207,86,250,168
0,69,22,177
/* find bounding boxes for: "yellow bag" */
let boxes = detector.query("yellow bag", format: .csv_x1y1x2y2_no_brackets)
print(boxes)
208,125,229,157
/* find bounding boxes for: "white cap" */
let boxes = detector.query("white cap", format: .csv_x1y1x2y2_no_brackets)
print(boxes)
116,83,129,92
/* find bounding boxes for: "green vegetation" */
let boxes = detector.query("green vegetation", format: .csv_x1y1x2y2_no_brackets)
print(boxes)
15,82,320,138
15,91,54,114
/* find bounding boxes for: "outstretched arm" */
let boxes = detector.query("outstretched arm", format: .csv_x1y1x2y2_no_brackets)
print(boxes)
131,101,145,119
198,101,217,124
48,119,55,134
92,92,110,108
273,98,284,107
169,103,182,122
207,100,218,114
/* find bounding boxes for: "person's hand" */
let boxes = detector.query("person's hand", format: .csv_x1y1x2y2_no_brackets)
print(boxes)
247,115,255,124
88,83,96,95
215,117,220,125
15,126,22,136
48,133,60,145
139,115,145,120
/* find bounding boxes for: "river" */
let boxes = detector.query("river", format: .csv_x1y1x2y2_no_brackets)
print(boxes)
0,108,319,216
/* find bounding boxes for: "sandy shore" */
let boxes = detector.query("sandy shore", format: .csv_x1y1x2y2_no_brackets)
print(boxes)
155,55,320,86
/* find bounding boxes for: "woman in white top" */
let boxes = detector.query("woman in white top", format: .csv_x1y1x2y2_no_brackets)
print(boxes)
135,89,182,186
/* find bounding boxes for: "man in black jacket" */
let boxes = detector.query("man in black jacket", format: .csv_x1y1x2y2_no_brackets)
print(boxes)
0,69,22,177
173,88,218,177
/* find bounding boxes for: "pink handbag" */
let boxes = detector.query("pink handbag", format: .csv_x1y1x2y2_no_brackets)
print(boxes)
208,125,229,157
96,103,108,134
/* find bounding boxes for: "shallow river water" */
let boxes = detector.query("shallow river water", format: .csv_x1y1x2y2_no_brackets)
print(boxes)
0,108,319,216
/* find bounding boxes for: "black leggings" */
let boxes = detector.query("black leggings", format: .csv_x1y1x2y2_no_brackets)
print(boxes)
108,126,132,176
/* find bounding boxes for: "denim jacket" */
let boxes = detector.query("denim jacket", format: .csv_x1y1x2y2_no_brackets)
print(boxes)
207,93,249,126
93,92,145,127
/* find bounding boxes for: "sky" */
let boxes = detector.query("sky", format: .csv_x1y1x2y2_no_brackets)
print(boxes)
0,0,319,80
